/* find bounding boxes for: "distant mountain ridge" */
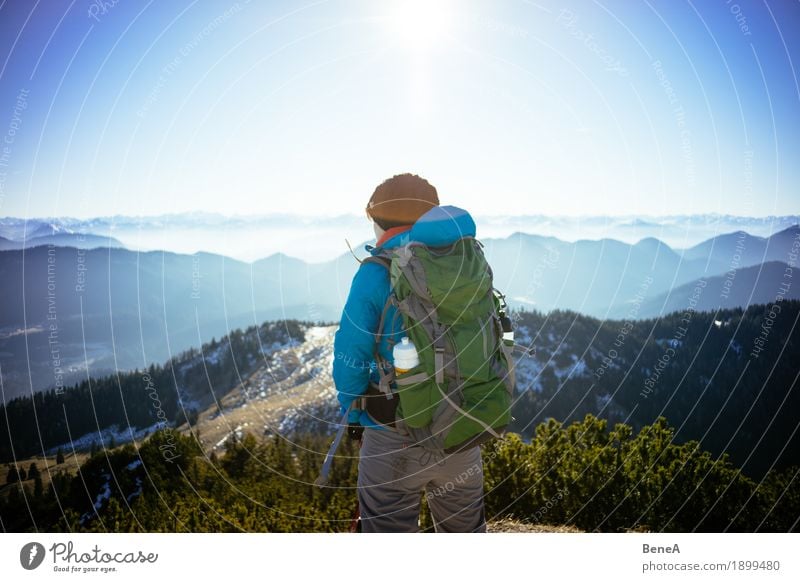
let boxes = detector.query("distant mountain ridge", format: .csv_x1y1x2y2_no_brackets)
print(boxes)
635,261,796,318
1,213,798,262
0,232,124,251
0,224,797,397
486,225,799,316
0,221,124,250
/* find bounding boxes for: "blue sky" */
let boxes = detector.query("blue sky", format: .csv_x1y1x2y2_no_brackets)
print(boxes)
0,0,797,219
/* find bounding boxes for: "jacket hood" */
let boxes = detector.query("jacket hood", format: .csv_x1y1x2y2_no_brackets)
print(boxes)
369,205,476,253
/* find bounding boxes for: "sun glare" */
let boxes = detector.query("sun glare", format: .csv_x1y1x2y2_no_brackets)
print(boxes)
385,0,453,52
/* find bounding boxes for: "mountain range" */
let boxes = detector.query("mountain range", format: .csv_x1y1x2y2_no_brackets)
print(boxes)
483,225,799,317
1,213,798,262
0,222,797,398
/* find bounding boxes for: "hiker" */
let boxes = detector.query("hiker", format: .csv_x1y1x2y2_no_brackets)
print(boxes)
332,173,514,533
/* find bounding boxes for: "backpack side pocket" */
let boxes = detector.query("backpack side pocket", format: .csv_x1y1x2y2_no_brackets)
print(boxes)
394,363,439,428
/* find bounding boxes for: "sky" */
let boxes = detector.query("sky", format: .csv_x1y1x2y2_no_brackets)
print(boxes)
0,0,798,220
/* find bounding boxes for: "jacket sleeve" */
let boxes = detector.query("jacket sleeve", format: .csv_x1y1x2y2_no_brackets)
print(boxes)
332,262,388,422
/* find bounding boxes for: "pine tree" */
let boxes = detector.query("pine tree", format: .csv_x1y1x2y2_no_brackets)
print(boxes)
56,448,65,464
18,467,26,481
6,464,19,484
34,474,43,498
28,462,40,481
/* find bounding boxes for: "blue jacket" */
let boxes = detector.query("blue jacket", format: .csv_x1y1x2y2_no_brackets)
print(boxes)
332,205,477,428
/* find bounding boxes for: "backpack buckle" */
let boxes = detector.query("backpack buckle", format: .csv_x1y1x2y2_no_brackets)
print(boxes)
434,346,445,384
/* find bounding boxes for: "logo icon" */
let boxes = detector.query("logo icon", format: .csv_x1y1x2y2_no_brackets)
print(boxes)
20,542,46,570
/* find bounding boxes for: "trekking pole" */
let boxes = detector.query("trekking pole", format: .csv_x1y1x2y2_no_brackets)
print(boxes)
349,499,361,532
348,435,363,533
314,401,354,487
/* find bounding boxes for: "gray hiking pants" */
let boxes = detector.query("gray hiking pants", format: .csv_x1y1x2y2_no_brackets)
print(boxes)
357,426,487,533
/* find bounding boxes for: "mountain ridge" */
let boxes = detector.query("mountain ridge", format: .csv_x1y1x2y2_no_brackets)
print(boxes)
0,225,797,396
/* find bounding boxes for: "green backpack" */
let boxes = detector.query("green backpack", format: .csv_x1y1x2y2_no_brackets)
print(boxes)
361,235,516,454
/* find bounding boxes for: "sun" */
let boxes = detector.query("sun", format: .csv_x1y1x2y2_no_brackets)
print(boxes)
385,0,454,53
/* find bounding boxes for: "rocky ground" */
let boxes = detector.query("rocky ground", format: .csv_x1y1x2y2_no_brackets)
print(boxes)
186,325,340,453
487,518,582,533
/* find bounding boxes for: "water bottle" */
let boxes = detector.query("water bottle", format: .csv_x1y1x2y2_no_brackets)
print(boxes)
393,337,419,374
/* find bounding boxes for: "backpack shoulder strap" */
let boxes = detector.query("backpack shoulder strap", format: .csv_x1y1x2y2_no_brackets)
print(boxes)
362,255,391,270
360,251,397,398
